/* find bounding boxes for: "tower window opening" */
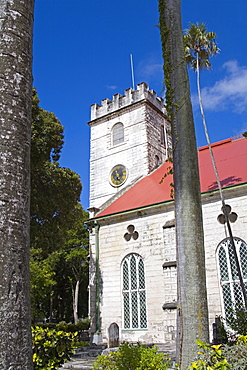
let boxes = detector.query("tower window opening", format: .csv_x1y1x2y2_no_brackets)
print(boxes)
161,125,165,146
155,155,160,168
112,122,124,146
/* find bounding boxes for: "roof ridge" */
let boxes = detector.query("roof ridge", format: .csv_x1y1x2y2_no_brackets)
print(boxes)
199,138,232,151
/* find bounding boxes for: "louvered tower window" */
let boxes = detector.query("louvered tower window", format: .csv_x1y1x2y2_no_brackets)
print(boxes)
217,237,247,319
112,122,124,146
122,254,147,329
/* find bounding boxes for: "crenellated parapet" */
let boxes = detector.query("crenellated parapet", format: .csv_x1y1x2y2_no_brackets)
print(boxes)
90,82,166,121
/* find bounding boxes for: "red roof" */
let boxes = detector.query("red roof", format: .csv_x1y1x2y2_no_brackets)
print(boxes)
97,137,247,218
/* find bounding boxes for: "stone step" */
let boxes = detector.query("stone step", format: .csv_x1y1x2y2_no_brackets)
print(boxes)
73,350,102,358
58,345,106,370
73,345,106,358
59,342,176,370
58,357,96,370
157,343,176,356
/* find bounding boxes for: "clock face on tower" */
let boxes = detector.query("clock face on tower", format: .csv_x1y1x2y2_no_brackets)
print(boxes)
110,164,128,187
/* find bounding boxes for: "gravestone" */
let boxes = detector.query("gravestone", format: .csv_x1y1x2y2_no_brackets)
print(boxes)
108,322,119,348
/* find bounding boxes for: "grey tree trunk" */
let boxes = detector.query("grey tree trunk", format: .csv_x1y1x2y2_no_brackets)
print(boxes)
158,1,209,368
73,279,80,324
0,0,34,368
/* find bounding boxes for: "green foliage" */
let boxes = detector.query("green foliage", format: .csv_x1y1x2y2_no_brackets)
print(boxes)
93,342,171,370
238,335,247,345
159,157,174,198
31,240,89,322
31,88,64,165
30,249,57,320
39,318,90,332
30,89,89,323
190,340,230,370
190,338,247,370
224,336,247,370
32,326,78,370
226,308,247,337
31,88,83,258
31,166,83,257
183,22,220,71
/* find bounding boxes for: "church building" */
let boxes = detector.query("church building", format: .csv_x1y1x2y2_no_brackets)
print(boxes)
87,83,247,348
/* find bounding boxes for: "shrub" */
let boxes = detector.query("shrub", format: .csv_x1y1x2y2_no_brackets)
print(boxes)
223,335,247,370
32,325,78,370
189,340,230,370
39,317,90,332
225,308,247,337
35,319,90,345
190,337,247,370
92,342,171,370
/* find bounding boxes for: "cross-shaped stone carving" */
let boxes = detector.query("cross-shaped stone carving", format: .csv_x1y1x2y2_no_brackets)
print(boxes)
217,204,238,224
124,225,139,241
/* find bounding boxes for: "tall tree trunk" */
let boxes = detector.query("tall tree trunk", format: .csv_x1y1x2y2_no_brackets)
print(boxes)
73,279,80,324
49,286,54,323
0,0,34,368
158,1,209,368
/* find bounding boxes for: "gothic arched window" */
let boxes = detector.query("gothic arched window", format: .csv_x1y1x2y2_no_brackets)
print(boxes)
122,254,147,329
112,122,124,146
217,237,247,319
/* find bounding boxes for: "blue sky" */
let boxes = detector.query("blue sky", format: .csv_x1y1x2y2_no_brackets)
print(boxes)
33,0,247,209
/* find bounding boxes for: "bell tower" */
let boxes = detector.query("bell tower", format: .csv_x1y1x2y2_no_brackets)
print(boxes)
88,82,171,211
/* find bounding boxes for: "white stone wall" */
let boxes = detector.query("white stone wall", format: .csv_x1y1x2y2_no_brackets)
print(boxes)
89,86,170,209
89,187,247,345
89,104,147,208
89,206,177,345
202,189,247,339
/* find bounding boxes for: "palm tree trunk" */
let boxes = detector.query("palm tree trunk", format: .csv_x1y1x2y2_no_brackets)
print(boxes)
159,1,209,368
0,0,34,368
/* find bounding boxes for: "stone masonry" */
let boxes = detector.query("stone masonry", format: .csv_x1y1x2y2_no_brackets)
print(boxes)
88,83,171,210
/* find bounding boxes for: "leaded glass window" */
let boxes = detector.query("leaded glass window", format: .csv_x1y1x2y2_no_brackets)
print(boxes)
122,254,147,329
112,123,124,146
217,237,247,319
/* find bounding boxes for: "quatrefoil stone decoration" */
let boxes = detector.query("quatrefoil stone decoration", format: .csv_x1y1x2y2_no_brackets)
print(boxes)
217,204,238,224
124,225,139,241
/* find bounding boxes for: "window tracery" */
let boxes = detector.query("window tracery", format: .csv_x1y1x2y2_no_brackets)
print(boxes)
122,254,147,329
217,237,247,319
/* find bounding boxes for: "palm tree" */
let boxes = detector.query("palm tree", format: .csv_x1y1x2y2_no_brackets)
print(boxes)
184,24,220,187
0,0,34,368
184,23,219,70
184,23,247,307
158,2,209,369
183,24,220,192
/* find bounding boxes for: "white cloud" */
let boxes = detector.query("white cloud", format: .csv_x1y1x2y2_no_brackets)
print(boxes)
193,60,247,113
106,85,118,90
137,55,163,82
140,62,163,79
